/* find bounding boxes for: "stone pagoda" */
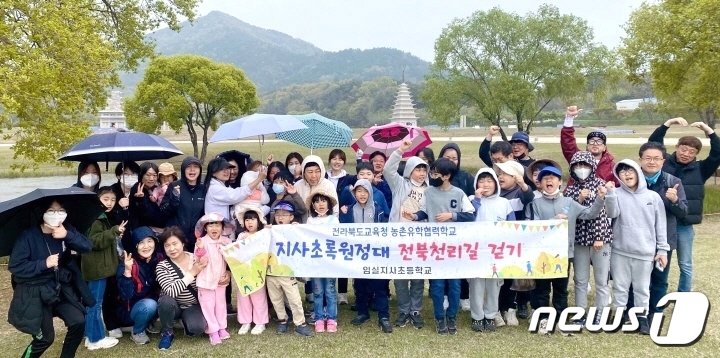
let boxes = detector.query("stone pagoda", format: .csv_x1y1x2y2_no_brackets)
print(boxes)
390,82,418,126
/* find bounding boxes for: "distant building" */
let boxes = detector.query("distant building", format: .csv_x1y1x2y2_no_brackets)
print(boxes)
98,91,127,129
390,82,418,126
615,97,657,111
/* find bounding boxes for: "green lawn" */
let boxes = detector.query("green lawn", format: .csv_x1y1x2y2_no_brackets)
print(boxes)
1,218,719,357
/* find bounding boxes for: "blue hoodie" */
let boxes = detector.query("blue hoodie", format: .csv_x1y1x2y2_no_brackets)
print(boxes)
339,179,389,223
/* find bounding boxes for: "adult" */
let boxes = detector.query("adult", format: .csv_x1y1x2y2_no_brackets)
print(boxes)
294,155,339,214
368,151,393,207
110,161,140,220
416,147,435,165
648,117,720,291
72,161,102,193
217,150,252,189
561,106,620,186
155,227,209,350
479,126,514,167
203,157,264,222
508,132,535,167
285,152,304,182
9,199,93,358
327,149,356,196
438,143,474,196
160,156,206,251
128,162,166,232
116,226,164,345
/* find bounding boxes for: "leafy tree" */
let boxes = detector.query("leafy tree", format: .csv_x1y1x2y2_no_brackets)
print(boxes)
0,0,198,169
423,5,620,133
622,0,720,128
124,55,259,162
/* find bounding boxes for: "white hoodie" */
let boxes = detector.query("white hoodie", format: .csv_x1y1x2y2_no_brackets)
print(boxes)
470,168,515,222
294,155,339,215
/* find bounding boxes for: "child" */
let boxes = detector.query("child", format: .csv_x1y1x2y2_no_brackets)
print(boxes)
607,160,669,334
407,157,475,335
82,187,127,350
526,166,614,335
193,212,235,345
348,179,392,333
383,140,428,329
236,169,271,216
266,201,314,336
151,162,177,205
306,188,340,333
268,170,306,224
468,169,515,332
233,207,270,335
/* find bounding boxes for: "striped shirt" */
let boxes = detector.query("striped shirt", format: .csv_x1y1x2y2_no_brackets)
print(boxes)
155,253,199,309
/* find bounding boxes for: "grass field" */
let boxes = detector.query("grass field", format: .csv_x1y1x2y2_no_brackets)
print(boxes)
0,217,719,357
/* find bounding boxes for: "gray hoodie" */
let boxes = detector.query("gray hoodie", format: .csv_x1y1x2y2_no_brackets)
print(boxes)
384,150,428,222
351,179,377,223
470,168,515,221
607,159,670,261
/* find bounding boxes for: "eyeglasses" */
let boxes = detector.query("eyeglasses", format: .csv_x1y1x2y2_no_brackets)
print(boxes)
588,140,605,145
641,157,664,163
618,168,635,175
45,209,67,214
677,146,698,156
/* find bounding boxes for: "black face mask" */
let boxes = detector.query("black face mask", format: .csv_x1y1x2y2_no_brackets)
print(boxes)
429,176,444,187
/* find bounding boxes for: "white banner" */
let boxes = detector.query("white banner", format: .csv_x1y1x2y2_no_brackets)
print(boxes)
268,220,569,279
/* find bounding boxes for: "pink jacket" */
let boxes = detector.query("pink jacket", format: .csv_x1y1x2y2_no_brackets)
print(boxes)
194,234,231,290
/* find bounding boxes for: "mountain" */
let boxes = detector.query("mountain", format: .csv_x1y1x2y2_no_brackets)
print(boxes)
120,11,430,93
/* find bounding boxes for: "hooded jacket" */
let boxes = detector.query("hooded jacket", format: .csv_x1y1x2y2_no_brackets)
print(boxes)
561,126,620,187
160,156,206,250
115,227,162,325
563,151,613,246
294,155,339,215
439,143,475,196
217,150,253,189
608,159,670,261
344,179,387,224
470,168,515,221
383,150,428,222
82,212,121,280
644,170,687,250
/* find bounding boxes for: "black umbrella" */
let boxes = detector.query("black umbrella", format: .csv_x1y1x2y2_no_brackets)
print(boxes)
0,188,104,256
58,129,183,163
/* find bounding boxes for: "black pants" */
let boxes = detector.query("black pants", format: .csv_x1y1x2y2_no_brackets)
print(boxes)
157,296,206,335
498,280,530,311
355,279,390,319
23,301,85,358
338,278,348,294
102,275,121,330
530,277,569,312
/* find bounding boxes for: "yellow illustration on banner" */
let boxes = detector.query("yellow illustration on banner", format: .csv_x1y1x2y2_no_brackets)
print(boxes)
221,229,272,296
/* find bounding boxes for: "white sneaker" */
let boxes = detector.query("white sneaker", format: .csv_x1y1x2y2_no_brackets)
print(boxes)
130,332,150,345
86,337,119,350
238,324,251,335
443,295,449,310
338,293,348,305
250,324,265,335
494,314,506,327
107,329,123,338
505,309,519,326
538,318,550,335
460,299,471,311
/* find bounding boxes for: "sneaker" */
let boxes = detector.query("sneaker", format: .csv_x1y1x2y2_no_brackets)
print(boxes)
638,316,650,335
326,319,337,333
410,311,424,329
219,329,231,340
295,324,314,337
538,318,550,335
158,330,174,350
238,323,251,335
379,318,393,333
277,321,289,334
146,319,161,334
209,332,221,345
395,312,410,327
351,314,370,326
315,320,326,333
484,318,497,332
471,319,484,332
460,299,471,311
131,331,150,345
505,309,519,326
305,293,314,303
108,328,123,339
86,337,119,350
447,316,457,335
517,304,529,319
251,324,265,335
443,296,449,310
338,293,349,305
436,318,448,335
494,314,506,327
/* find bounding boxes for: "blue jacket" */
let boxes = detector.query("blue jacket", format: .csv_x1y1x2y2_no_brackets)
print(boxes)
339,182,389,224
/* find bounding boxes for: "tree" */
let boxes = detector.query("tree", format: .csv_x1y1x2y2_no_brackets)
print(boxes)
423,5,620,133
124,55,259,162
622,0,720,128
0,0,198,169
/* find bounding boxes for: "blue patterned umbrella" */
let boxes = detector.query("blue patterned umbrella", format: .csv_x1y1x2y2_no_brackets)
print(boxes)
275,113,352,153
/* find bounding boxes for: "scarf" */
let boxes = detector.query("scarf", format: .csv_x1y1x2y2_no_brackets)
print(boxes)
645,170,662,185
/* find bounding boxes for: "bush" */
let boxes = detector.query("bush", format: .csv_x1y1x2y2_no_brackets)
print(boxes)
704,186,720,215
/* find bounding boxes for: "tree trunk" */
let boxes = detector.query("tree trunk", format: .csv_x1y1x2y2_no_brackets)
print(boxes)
200,126,209,163
186,116,199,159
703,106,716,129
515,111,525,133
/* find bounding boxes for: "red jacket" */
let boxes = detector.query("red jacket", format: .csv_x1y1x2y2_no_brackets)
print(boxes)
560,126,620,187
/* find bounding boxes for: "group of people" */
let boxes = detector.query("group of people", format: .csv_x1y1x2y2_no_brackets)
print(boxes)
8,107,720,356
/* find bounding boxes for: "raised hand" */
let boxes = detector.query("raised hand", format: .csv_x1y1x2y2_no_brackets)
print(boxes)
117,220,128,235
195,237,204,250
51,225,67,239
399,139,412,153
266,154,274,164
134,183,145,198
565,105,582,118
118,197,129,209
488,125,501,137
578,188,591,203
666,183,679,203
284,180,296,195
664,117,688,127
46,253,59,269
690,121,714,135
340,205,348,214
123,250,134,272
597,184,608,199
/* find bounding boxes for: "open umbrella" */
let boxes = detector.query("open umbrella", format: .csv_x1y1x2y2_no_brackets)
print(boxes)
0,188,104,256
352,123,432,160
58,129,183,163
210,113,307,143
275,113,352,154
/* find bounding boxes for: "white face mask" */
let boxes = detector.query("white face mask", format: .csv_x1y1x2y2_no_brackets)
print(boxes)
122,175,138,188
43,211,67,227
573,168,591,181
288,164,297,175
80,173,99,187
542,188,561,198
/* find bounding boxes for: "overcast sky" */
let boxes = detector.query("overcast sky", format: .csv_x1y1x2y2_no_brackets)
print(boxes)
198,0,645,61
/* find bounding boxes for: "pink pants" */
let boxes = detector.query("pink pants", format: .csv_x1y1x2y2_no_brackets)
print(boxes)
198,286,227,334
237,286,269,325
